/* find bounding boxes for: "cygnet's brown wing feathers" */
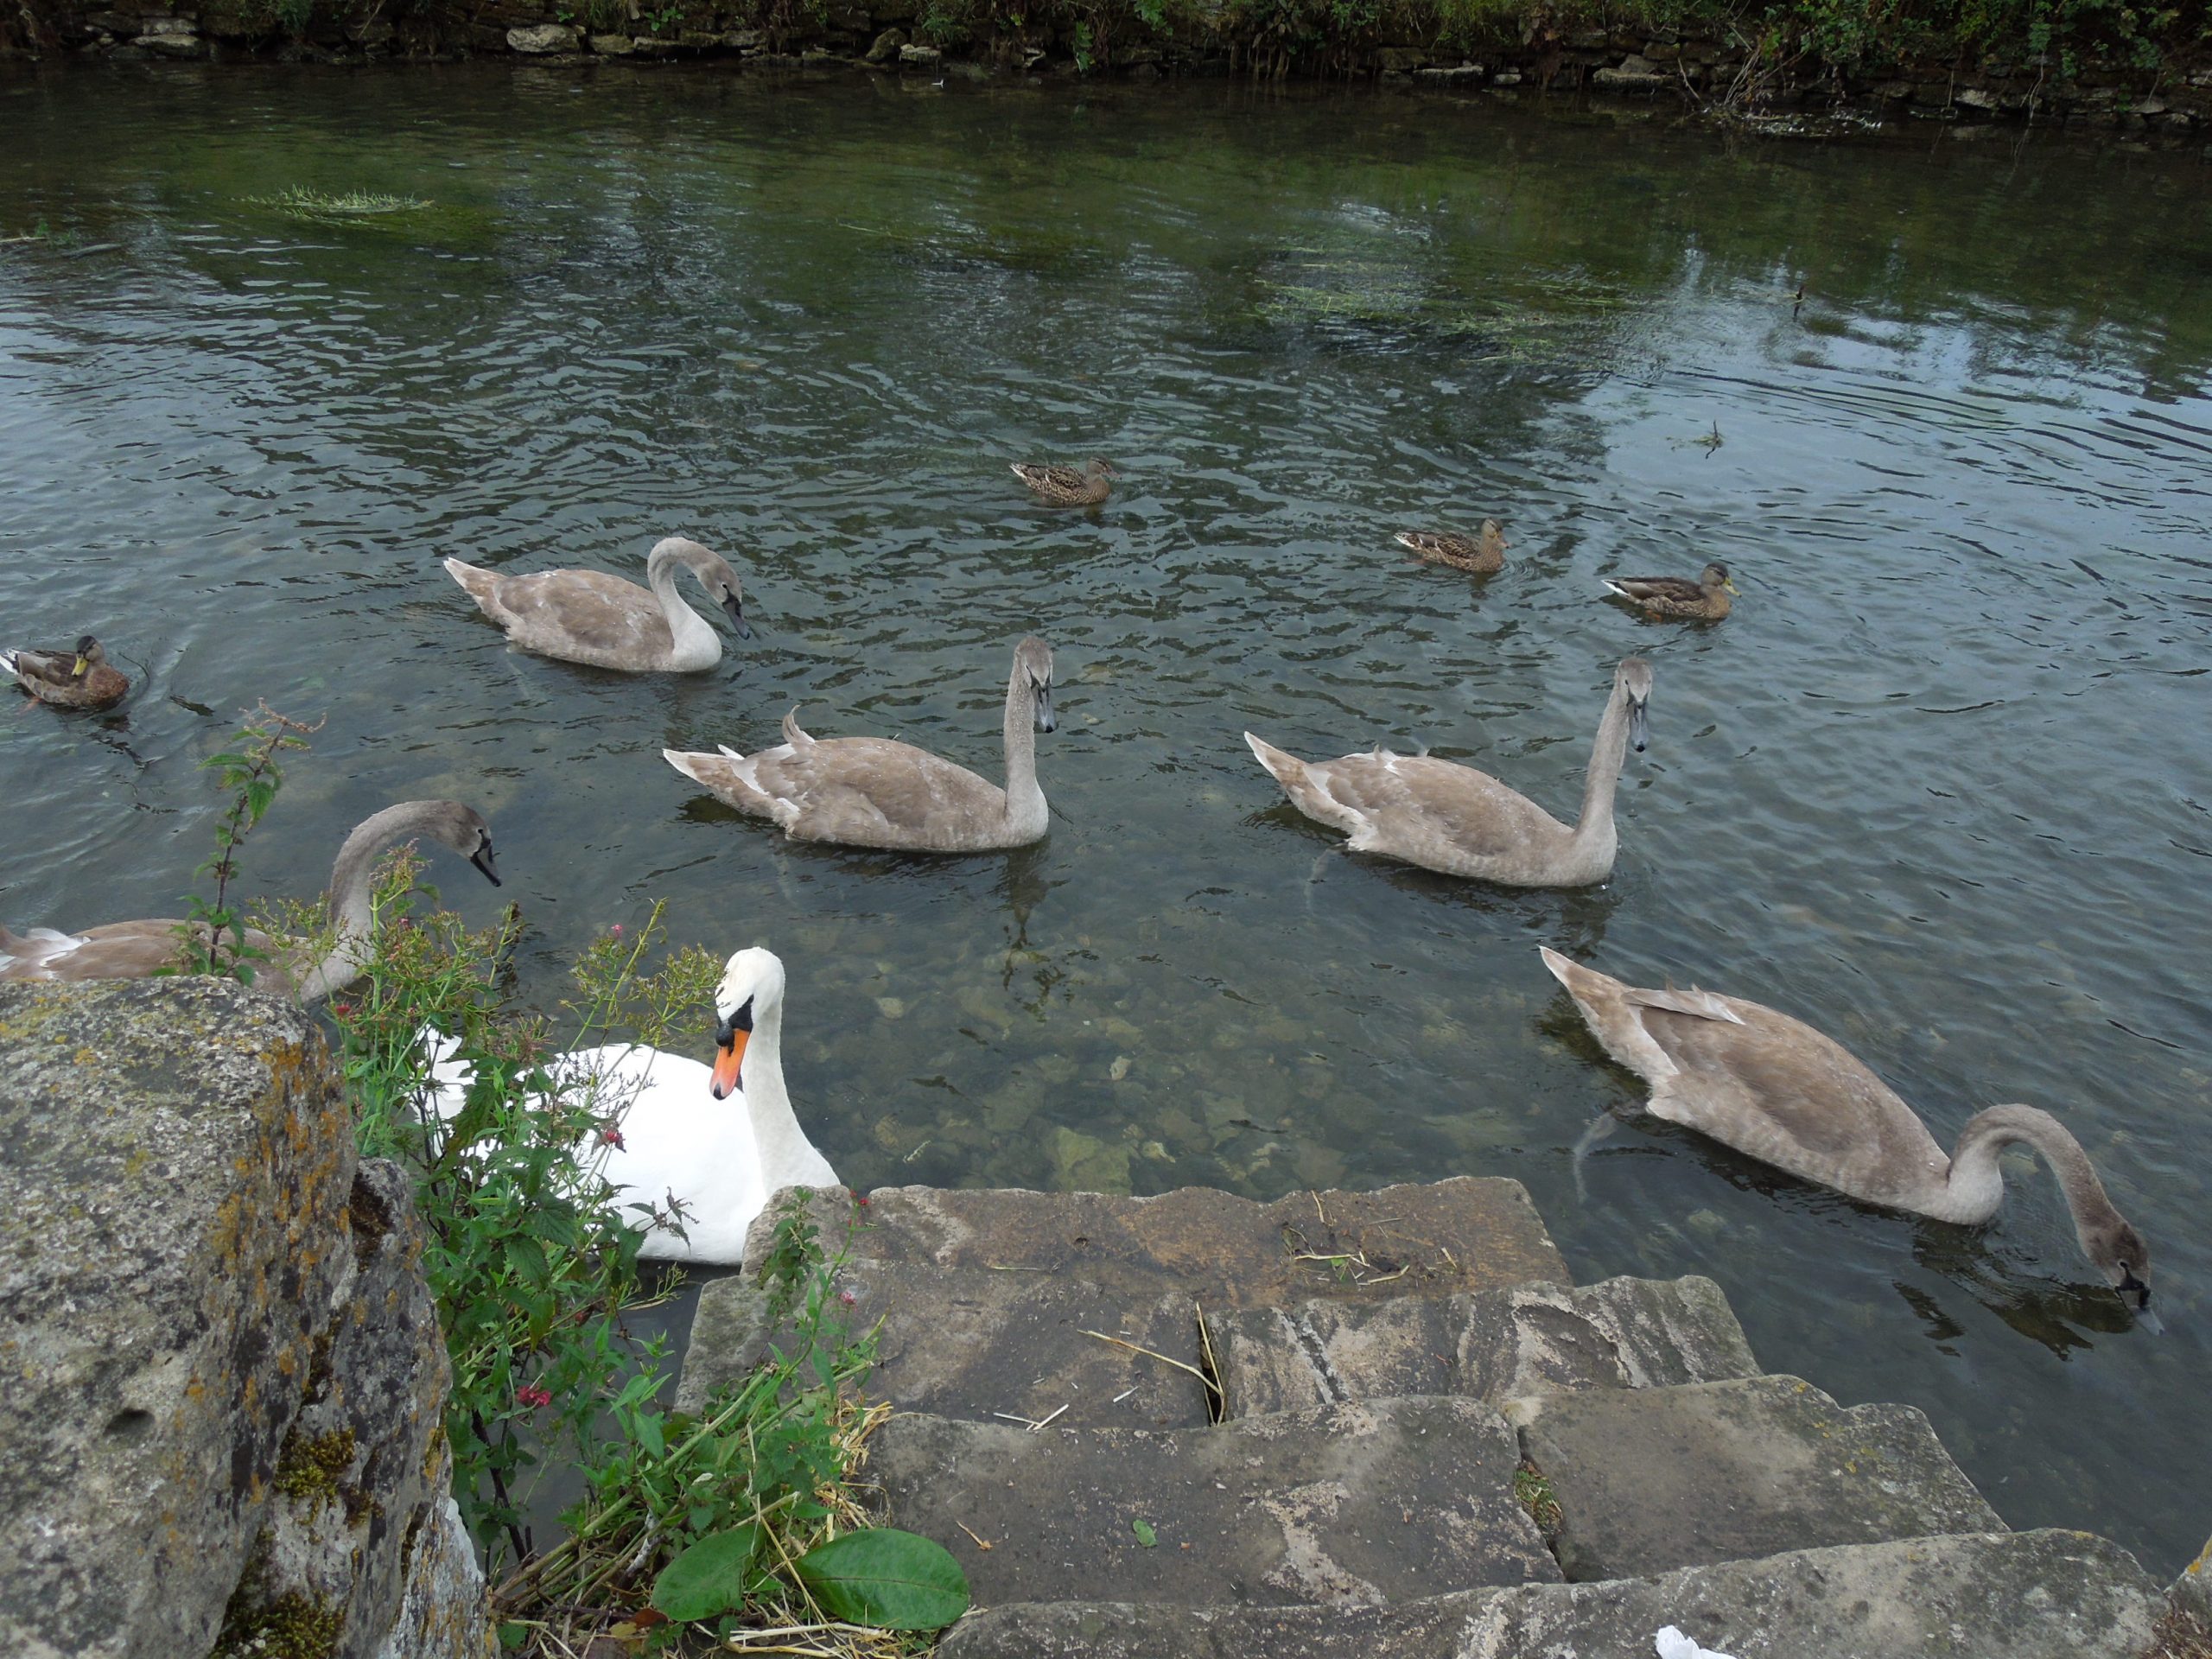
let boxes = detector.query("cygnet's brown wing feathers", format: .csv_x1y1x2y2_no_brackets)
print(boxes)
1636,996,1949,1198
0,919,295,993
1313,751,1569,861
759,738,1007,847
485,569,673,658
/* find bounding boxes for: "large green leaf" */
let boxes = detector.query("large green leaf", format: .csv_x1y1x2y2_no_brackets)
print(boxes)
651,1522,761,1623
793,1528,970,1630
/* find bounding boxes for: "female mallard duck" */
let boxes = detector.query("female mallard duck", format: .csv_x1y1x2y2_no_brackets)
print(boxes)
1602,562,1736,620
1012,457,1116,506
1539,946,2154,1318
425,947,836,1266
1396,520,1508,575
3,635,130,710
664,637,1057,853
0,800,501,1001
443,536,750,672
1244,657,1651,887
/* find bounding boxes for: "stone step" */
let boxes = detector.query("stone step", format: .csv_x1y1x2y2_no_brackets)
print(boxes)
745,1176,1568,1301
932,1528,2165,1659
678,1260,1753,1431
1211,1274,1759,1419
1508,1373,2005,1582
867,1396,1559,1609
678,1262,1217,1426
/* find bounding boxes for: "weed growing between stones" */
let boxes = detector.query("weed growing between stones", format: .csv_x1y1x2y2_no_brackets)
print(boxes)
321,863,969,1654
165,702,324,986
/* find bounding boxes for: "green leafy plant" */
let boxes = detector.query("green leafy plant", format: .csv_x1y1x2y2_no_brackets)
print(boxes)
164,703,321,985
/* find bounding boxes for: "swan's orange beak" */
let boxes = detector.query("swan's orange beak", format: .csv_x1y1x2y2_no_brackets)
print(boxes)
711,1028,748,1100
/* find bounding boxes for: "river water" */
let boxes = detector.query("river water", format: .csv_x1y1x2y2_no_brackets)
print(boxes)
3,64,2208,1573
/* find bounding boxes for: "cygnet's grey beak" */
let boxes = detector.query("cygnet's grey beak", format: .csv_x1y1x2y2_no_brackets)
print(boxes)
1034,683,1056,734
2134,1303,2164,1335
1628,697,1649,755
471,842,503,887
722,593,753,640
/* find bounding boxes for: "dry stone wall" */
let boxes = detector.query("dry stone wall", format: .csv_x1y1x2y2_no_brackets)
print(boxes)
0,979,492,1659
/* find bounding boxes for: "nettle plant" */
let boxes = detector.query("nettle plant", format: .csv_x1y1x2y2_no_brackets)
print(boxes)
321,865,967,1656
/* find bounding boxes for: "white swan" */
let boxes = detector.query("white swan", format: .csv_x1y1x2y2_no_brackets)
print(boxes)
429,946,836,1265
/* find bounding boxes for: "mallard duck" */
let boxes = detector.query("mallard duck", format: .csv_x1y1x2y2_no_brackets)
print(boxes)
426,947,836,1265
1540,947,2154,1318
3,635,130,710
1012,457,1116,506
1395,520,1508,575
1244,658,1651,887
1602,562,1735,620
0,800,500,1001
665,637,1057,853
443,536,750,672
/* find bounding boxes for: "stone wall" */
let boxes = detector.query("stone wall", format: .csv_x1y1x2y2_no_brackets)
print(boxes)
2,0,2207,137
0,979,492,1659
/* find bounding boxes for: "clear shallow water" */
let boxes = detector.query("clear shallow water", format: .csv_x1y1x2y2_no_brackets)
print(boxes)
4,63,2210,1572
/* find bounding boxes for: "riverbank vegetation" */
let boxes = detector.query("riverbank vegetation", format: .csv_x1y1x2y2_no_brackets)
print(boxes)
181,715,968,1656
10,0,2206,102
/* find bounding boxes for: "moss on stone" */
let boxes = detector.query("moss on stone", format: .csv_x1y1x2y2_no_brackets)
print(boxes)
213,1589,347,1659
275,1426,359,1503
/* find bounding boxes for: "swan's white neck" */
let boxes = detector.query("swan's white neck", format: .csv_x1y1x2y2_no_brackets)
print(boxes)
647,541,721,671
999,660,1047,838
739,990,833,1190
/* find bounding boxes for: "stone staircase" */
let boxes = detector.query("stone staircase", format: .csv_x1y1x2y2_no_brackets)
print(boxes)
677,1178,2171,1658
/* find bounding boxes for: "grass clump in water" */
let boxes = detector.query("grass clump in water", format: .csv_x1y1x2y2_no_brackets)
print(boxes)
249,188,434,226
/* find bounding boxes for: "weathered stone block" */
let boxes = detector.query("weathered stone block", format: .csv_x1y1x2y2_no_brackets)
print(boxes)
1507,1373,2004,1581
681,1263,1215,1427
1592,63,1669,90
506,22,581,51
1212,1274,1758,1419
863,25,904,61
1374,44,1427,71
1414,62,1483,83
874,1396,1557,1607
0,980,354,1658
219,1160,491,1659
742,1177,1567,1303
899,41,939,64
934,1529,2165,1659
2176,1531,2212,1619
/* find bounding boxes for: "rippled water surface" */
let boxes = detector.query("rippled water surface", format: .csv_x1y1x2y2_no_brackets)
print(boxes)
5,63,2210,1570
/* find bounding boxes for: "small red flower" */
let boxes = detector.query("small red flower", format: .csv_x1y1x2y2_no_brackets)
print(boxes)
609,923,624,937
332,1001,354,1018
854,1192,871,1209
838,1289,858,1307
600,1124,626,1150
517,1384,552,1410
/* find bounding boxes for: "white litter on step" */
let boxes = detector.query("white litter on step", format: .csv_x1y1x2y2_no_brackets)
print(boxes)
1655,1626,1736,1659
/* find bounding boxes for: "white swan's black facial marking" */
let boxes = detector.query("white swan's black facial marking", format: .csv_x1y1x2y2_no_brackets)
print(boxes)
711,995,755,1100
